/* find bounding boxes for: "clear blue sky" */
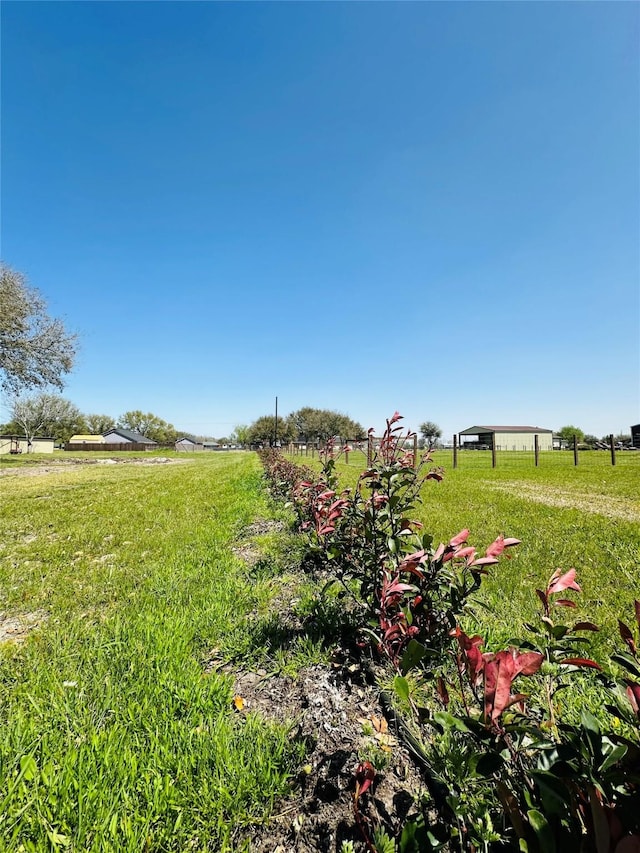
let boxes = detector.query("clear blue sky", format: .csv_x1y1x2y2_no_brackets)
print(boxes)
2,1,638,439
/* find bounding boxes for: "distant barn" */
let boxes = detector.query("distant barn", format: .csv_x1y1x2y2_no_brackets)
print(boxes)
175,437,203,452
102,428,157,446
458,425,553,451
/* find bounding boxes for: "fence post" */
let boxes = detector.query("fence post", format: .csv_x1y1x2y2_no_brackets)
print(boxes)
492,440,497,468
610,434,616,466
453,434,458,469
573,434,579,466
534,434,539,467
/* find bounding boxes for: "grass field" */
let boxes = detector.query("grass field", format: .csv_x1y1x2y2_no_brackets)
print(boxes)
0,449,638,849
0,452,307,851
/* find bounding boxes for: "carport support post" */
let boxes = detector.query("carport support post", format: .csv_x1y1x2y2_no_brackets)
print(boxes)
492,439,497,468
610,434,616,466
453,434,458,469
534,434,539,467
573,434,579,466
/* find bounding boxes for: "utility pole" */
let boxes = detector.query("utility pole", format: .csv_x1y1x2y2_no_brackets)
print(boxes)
274,396,278,447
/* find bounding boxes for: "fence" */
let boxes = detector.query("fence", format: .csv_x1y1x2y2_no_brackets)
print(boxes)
440,433,628,469
285,433,634,470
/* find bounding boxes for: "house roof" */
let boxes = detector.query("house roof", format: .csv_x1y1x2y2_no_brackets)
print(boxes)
459,425,553,435
69,434,105,443
176,437,198,444
103,428,157,444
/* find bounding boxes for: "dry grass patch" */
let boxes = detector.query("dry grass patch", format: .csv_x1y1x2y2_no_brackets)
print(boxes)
486,480,640,523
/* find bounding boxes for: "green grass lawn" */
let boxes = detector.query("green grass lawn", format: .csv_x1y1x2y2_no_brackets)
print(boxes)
0,452,305,852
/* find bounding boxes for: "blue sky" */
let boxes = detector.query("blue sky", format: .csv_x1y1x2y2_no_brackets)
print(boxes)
2,2,638,439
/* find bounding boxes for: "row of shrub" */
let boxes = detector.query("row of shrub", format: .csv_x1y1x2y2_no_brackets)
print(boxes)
258,414,640,853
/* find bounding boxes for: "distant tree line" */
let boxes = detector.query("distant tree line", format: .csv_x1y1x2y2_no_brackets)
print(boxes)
246,407,365,447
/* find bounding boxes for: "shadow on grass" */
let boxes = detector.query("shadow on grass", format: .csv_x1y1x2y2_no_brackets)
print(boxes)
242,592,362,662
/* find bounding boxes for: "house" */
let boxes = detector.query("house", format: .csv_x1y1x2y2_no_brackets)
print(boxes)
102,428,157,445
0,435,55,454
458,426,553,451
175,437,203,452
68,434,105,444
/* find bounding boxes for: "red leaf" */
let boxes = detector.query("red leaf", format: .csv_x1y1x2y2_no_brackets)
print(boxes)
625,682,640,716
547,568,581,596
485,535,521,559
456,546,476,560
483,649,543,722
354,761,376,797
619,620,638,655
635,600,640,630
436,676,450,706
536,589,548,608
449,529,470,547
514,651,544,676
560,657,602,670
398,550,426,572
470,556,499,567
486,535,507,558
574,621,600,632
554,599,577,608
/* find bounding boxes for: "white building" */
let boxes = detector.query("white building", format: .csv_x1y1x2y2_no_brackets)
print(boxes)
458,426,553,451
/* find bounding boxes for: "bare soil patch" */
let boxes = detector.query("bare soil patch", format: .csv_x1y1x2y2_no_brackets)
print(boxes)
225,521,427,852
0,457,190,477
0,610,48,644
230,662,425,852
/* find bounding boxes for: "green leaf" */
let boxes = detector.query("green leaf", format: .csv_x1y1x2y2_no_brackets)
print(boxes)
580,708,601,734
599,742,627,772
527,809,555,853
373,827,396,853
433,711,470,732
611,653,640,678
394,675,410,703
470,751,505,777
401,639,427,674
19,754,37,783
530,770,572,815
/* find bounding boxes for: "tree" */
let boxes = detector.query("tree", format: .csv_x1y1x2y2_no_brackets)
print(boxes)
9,393,84,447
287,407,365,443
247,415,295,447
0,264,77,394
231,424,251,447
118,411,178,444
84,413,116,435
419,420,442,448
557,425,585,445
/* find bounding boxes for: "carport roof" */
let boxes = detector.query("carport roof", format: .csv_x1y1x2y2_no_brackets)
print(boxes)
459,425,553,435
